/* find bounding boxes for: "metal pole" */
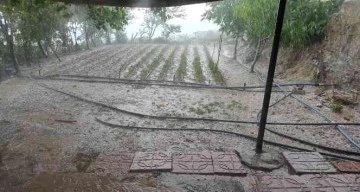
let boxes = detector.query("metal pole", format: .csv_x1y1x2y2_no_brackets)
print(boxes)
256,0,287,153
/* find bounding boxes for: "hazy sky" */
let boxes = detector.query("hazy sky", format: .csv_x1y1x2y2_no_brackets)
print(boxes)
125,3,220,38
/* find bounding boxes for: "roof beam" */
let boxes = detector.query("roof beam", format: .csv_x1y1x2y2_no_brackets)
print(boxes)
51,0,220,7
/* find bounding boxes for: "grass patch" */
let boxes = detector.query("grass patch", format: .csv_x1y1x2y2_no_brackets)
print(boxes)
175,47,188,81
140,46,168,80
330,101,343,113
227,100,242,110
158,47,178,80
126,46,158,78
192,47,205,83
189,101,222,115
203,45,225,85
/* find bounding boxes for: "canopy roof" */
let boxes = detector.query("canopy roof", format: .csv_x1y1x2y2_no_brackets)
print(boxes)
52,0,219,7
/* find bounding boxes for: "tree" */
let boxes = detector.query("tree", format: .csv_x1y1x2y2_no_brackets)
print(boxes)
203,0,244,59
0,0,24,75
161,24,181,39
141,7,184,40
114,30,128,43
234,0,342,72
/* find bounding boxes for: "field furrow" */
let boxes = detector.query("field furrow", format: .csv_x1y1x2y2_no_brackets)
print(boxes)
139,45,169,80
166,45,185,81
87,44,140,77
74,45,130,76
125,45,162,79
59,47,116,75
118,44,153,78
203,44,226,85
154,46,177,80
192,46,206,83
174,46,189,82
182,45,196,83
196,44,213,84
42,46,111,76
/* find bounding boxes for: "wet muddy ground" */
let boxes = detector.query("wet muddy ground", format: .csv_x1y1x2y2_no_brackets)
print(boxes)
1,43,359,191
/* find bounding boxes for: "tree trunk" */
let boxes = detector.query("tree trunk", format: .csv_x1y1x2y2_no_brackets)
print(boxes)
23,40,31,66
0,19,21,75
90,36,96,47
216,31,224,65
250,38,261,73
234,34,240,59
0,63,3,81
106,30,111,44
84,25,90,50
37,40,48,58
50,44,61,62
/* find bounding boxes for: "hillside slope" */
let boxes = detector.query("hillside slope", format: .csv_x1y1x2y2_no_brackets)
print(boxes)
277,0,360,91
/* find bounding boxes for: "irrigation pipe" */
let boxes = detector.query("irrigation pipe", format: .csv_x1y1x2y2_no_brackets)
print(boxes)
95,118,360,162
255,93,360,156
34,74,335,90
38,83,360,126
238,59,360,150
275,83,360,149
32,76,271,93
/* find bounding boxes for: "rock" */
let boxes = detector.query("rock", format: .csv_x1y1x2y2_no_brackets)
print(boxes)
238,150,284,171
154,101,168,108
315,102,323,108
314,88,325,96
332,91,357,105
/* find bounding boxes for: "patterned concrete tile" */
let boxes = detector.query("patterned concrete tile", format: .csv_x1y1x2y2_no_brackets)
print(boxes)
172,151,214,174
303,174,360,192
255,174,360,192
255,175,308,192
130,151,171,172
94,153,134,176
211,152,247,176
282,152,337,174
334,160,360,173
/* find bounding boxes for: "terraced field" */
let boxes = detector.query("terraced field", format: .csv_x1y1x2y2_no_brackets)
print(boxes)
37,44,226,85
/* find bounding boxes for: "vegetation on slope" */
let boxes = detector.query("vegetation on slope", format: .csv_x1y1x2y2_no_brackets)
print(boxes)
203,45,225,84
175,47,188,81
140,46,168,80
158,47,178,80
125,46,158,78
192,47,205,83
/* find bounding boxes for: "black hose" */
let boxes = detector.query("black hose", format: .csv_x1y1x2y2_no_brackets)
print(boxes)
33,76,272,92
38,83,360,126
95,118,360,162
48,74,208,86
274,83,360,149
255,94,360,156
32,75,333,92
57,74,336,88
266,128,360,156
237,60,360,151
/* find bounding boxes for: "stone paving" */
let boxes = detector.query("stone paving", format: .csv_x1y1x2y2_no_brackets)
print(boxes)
211,151,247,175
130,151,172,172
98,151,360,191
255,174,360,192
335,160,360,173
127,151,247,175
282,152,337,174
172,152,214,174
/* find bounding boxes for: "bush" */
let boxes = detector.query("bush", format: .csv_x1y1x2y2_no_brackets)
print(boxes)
330,101,343,113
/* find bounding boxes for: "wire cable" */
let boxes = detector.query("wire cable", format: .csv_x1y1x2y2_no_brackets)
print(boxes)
95,118,360,162
38,83,360,126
